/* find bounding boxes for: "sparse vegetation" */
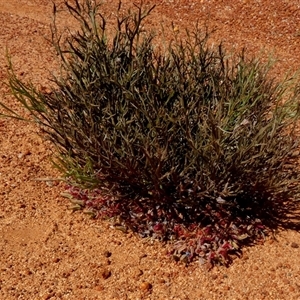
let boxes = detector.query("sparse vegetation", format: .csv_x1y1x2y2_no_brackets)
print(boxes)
2,0,300,267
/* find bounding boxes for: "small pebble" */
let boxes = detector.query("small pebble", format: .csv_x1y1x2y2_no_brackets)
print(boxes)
289,286,295,292
94,285,104,291
139,282,152,291
139,254,147,260
43,292,55,300
158,278,166,284
62,271,70,278
101,268,111,279
291,242,299,248
103,250,112,258
135,269,143,277
282,278,290,285
172,255,180,262
211,274,218,280
25,269,33,275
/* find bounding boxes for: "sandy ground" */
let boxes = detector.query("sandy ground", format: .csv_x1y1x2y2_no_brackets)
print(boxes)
0,1,300,299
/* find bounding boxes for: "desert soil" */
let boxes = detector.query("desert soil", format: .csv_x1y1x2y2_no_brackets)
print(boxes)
0,0,300,299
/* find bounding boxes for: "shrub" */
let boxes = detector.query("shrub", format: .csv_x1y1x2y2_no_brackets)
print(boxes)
2,0,300,266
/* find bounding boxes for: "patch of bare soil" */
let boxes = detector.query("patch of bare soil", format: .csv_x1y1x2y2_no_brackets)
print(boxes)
0,1,300,299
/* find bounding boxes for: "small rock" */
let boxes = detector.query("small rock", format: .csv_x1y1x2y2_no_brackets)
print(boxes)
282,278,290,285
157,278,166,284
211,274,218,280
285,164,294,169
172,255,180,262
139,253,147,262
25,149,31,155
40,85,52,94
276,263,284,269
18,150,31,159
291,242,299,248
101,268,111,279
135,269,143,277
103,250,112,258
53,257,60,263
62,271,70,278
204,262,213,271
25,269,33,275
43,292,55,300
289,286,295,292
139,282,152,292
94,285,104,291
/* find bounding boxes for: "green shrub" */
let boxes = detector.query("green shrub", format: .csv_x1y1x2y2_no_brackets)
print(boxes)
2,0,300,266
